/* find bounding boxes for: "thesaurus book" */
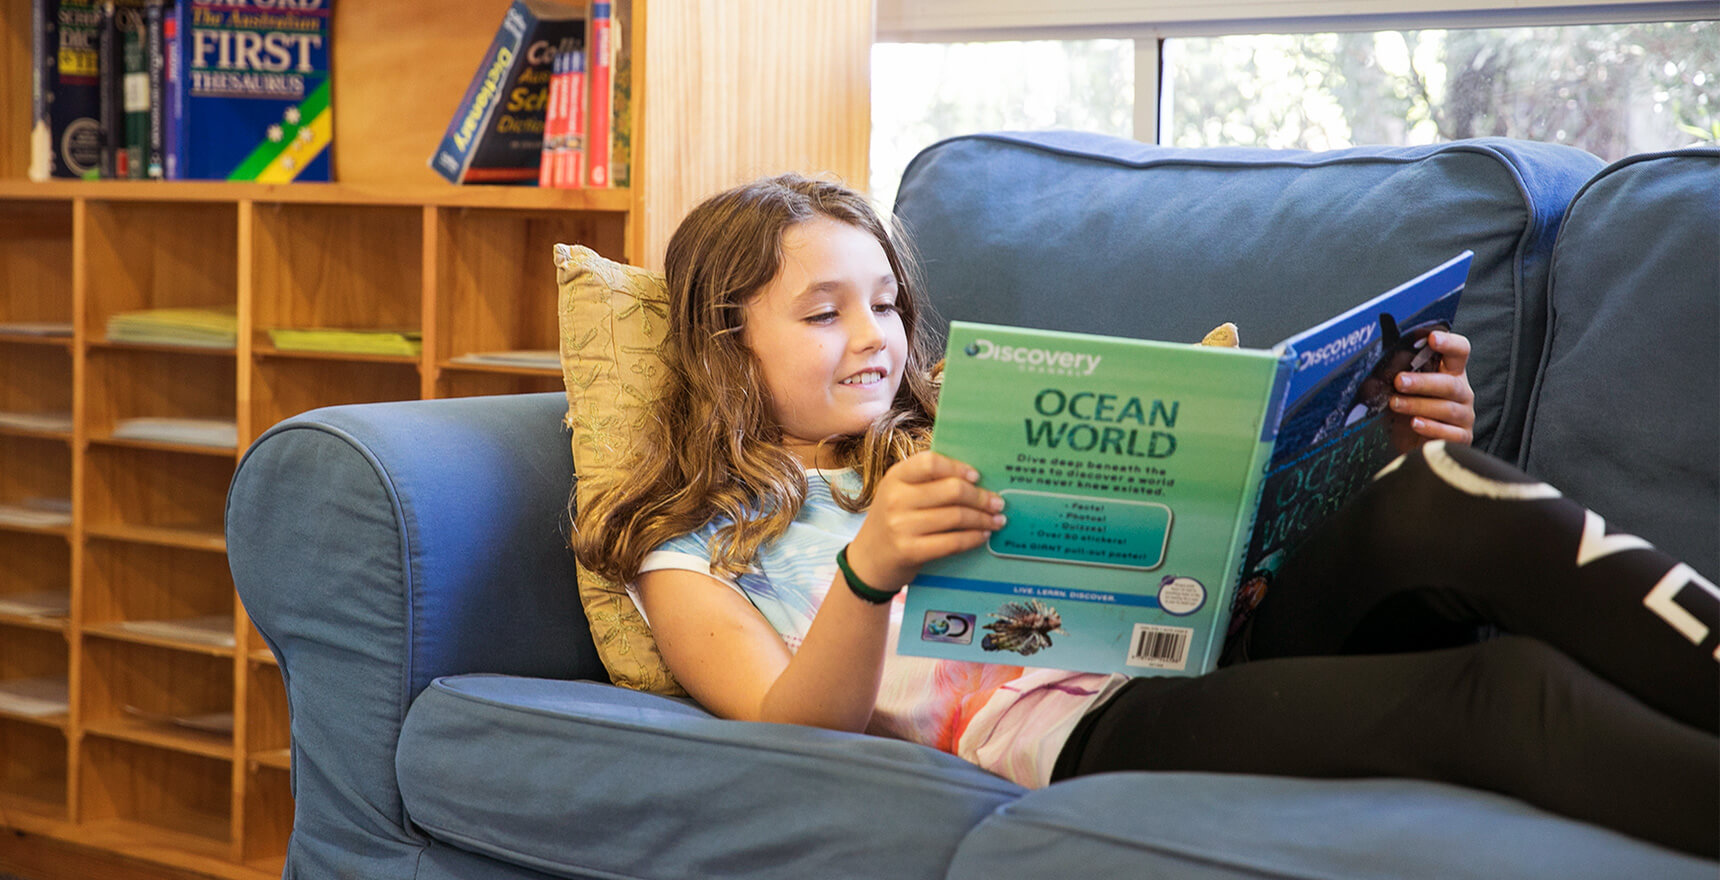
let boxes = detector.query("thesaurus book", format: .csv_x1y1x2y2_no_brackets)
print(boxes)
899,252,1472,677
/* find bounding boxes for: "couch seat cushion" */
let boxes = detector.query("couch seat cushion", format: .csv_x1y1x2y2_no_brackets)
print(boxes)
397,674,1023,880
945,772,1716,880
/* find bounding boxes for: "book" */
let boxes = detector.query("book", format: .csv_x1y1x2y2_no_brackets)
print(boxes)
448,349,560,370
97,0,119,177
144,0,164,178
607,0,631,188
31,0,105,180
106,304,237,348
539,43,585,187
267,326,422,356
111,416,238,448
429,0,583,185
164,0,334,181
898,252,1473,677
120,0,148,178
0,677,70,718
0,497,73,529
0,590,71,618
584,0,611,187
114,615,235,647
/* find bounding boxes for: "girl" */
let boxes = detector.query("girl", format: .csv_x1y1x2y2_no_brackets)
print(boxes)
573,174,1717,858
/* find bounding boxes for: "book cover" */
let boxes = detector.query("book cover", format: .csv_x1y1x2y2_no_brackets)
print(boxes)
429,0,582,185
165,0,333,182
97,0,119,177
120,0,147,178
538,45,565,187
899,252,1472,677
584,0,611,186
31,0,105,180
607,0,630,188
144,0,164,178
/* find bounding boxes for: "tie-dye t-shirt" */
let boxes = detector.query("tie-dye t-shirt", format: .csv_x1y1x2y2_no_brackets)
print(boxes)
630,468,1127,788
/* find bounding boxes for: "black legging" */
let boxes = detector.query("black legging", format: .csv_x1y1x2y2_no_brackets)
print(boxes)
1052,442,1719,858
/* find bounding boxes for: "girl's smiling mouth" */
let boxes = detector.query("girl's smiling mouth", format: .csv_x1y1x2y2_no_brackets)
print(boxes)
840,369,887,386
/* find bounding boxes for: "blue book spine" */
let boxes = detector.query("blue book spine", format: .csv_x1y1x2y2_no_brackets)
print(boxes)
163,0,183,178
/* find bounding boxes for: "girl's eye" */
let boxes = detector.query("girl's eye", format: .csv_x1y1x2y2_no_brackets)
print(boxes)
806,311,838,324
873,302,899,314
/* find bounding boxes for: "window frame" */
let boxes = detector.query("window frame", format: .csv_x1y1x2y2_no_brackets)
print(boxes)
875,1,1717,143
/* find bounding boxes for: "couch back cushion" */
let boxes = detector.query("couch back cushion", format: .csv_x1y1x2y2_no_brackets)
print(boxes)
892,132,1602,461
1521,148,1719,579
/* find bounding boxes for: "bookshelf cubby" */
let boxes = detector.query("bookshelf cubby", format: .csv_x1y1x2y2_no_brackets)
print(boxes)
0,1,870,877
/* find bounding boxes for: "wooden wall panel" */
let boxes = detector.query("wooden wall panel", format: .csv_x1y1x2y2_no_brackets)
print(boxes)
638,0,873,268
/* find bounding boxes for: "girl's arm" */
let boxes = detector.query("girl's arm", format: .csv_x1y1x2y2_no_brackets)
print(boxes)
1391,330,1476,445
636,451,1005,732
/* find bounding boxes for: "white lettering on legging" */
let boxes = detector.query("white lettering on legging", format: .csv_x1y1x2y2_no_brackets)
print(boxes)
1576,510,1654,566
1642,564,1720,660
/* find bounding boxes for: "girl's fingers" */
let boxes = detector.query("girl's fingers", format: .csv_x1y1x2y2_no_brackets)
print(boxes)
1430,330,1471,376
1410,415,1473,446
1390,394,1474,429
894,450,979,486
1394,369,1474,405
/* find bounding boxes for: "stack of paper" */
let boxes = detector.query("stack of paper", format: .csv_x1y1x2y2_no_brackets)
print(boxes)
115,615,236,648
0,321,74,337
0,411,74,433
124,705,235,734
111,417,238,449
0,677,69,718
268,327,423,356
0,590,70,618
0,497,72,529
107,305,237,348
450,349,561,370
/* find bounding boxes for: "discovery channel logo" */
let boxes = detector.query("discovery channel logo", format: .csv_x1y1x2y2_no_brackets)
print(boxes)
963,338,1102,375
921,611,976,645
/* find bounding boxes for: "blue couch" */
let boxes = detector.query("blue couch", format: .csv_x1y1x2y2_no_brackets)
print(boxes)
228,134,1718,879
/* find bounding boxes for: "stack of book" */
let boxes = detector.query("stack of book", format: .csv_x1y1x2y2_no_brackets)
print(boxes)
267,327,423,357
30,0,334,182
430,0,630,188
106,304,236,347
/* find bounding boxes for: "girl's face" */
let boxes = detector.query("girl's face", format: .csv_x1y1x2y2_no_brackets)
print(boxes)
741,216,908,467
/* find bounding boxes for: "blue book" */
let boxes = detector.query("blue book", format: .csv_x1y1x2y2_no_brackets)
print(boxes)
30,0,105,179
165,0,333,181
900,252,1473,677
429,0,583,185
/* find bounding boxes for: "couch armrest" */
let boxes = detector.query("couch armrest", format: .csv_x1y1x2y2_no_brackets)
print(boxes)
227,392,603,878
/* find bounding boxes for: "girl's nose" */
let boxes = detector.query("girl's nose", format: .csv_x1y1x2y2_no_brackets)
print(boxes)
850,311,886,351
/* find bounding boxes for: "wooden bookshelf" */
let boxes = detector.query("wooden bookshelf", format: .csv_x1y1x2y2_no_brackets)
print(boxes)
0,1,871,878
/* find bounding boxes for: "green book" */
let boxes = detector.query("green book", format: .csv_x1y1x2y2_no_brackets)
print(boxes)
899,252,1471,677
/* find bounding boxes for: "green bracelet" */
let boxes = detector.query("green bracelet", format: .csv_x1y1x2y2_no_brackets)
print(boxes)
836,544,901,605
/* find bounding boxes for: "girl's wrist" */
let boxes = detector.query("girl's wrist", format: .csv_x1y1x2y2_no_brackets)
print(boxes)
837,543,905,604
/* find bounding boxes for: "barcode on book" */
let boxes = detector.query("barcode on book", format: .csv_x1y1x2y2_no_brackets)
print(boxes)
1126,624,1191,671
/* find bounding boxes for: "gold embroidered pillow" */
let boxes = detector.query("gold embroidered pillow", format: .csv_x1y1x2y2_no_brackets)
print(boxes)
554,243,684,696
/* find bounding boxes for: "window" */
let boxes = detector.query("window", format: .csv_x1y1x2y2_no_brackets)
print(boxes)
872,11,1716,201
870,40,1133,206
1163,22,1718,159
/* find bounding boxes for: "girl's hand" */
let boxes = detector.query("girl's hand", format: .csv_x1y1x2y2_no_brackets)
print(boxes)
1390,330,1476,446
843,451,1006,593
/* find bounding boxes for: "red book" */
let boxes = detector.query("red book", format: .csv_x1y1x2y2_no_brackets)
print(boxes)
585,1,612,187
539,50,565,187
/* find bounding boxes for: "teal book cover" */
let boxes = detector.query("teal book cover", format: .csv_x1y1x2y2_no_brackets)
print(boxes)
900,252,1471,677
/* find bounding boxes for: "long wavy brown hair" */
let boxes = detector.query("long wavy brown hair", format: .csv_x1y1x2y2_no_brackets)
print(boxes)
572,174,942,583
